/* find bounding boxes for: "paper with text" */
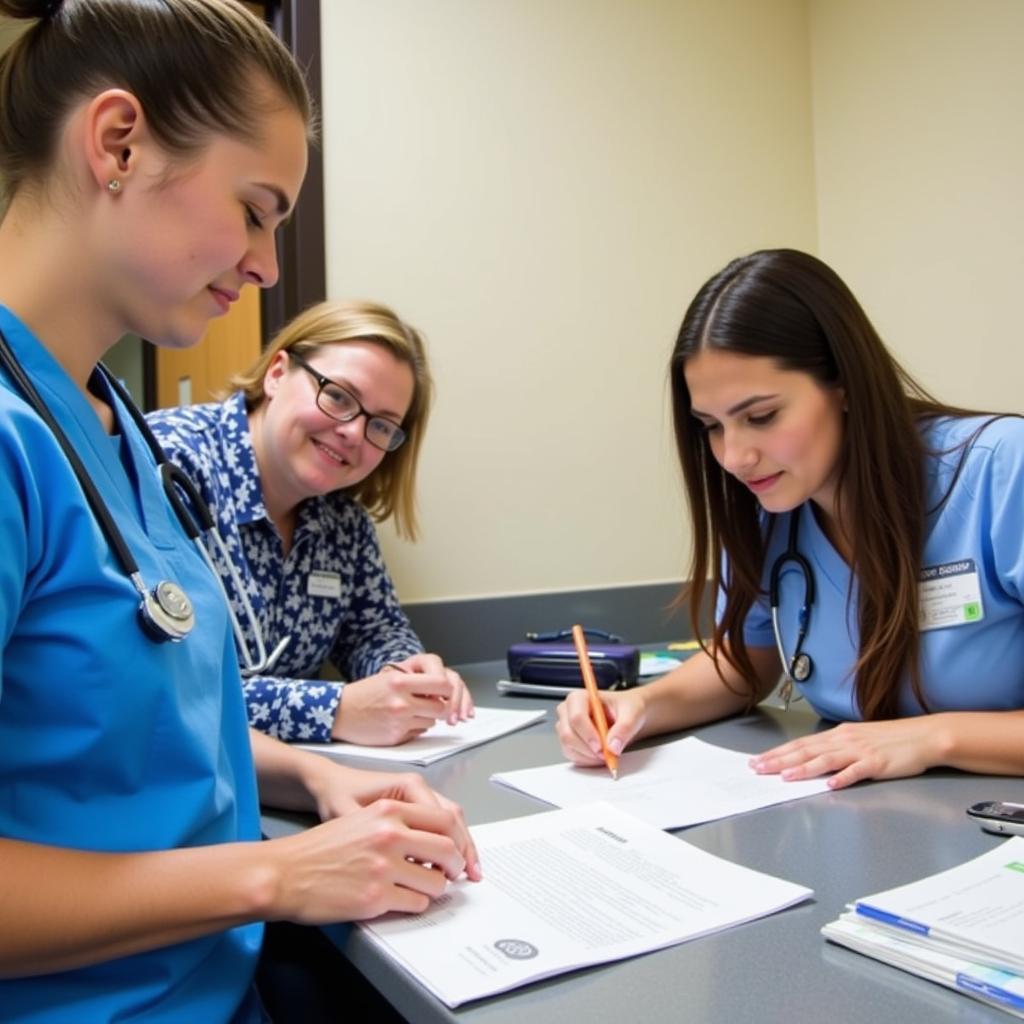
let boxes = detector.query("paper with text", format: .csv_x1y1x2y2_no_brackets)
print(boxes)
852,836,1024,975
296,706,546,765
360,802,812,1007
491,736,832,829
823,914,1024,1019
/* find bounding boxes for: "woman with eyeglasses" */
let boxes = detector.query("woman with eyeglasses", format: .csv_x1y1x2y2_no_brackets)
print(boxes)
148,299,474,747
557,248,1024,790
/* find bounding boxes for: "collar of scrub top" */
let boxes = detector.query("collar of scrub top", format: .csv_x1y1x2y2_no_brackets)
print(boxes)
769,504,815,709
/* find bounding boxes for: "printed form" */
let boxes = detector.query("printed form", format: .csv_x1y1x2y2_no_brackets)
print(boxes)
851,836,1024,974
492,736,832,829
360,802,812,1007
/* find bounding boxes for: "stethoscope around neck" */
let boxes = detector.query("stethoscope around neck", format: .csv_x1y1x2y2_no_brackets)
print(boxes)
0,329,288,674
769,505,815,706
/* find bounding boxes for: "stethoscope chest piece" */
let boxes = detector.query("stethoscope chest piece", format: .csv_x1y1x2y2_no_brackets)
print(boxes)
138,579,195,642
0,329,200,646
791,651,813,683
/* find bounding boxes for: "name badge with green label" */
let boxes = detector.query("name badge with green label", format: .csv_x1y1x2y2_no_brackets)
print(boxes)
918,559,984,632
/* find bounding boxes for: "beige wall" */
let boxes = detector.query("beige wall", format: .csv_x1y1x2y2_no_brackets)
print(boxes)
321,0,817,601
810,0,1024,411
321,0,1022,604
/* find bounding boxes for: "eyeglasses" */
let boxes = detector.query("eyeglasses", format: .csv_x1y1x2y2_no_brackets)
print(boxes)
286,351,407,452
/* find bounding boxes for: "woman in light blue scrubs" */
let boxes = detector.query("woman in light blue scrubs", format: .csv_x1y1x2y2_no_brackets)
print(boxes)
0,3,478,1022
557,249,1024,790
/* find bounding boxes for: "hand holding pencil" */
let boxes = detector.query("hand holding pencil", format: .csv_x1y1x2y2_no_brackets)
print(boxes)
570,624,619,780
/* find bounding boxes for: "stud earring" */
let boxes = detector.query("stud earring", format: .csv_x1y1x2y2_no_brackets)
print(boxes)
107,179,122,194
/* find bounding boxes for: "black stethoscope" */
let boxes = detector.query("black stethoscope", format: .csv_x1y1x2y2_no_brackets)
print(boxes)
0,329,289,669
769,505,815,706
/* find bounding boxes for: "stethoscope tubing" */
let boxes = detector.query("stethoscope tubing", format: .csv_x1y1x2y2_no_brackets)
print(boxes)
105,372,291,673
0,329,288,666
769,506,815,689
158,462,289,675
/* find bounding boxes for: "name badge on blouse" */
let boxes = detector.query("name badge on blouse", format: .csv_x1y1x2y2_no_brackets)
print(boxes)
307,570,342,599
918,559,984,631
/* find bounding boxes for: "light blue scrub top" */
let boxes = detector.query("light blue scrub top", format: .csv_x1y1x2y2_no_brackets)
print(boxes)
0,307,264,1023
740,415,1024,720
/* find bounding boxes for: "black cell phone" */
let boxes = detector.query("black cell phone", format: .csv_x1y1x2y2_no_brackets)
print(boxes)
966,800,1024,836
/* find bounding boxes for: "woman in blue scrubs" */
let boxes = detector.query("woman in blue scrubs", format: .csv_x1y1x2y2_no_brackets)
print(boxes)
557,249,1024,790
0,3,478,1022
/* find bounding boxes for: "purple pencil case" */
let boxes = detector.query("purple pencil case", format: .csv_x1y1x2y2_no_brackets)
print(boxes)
506,629,639,691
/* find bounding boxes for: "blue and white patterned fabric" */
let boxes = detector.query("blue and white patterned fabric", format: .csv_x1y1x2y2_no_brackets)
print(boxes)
147,392,424,742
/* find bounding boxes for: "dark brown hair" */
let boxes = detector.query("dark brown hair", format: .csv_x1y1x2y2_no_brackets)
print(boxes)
671,248,996,720
0,0,313,206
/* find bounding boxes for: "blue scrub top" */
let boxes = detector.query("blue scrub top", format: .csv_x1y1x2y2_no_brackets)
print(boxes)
739,414,1024,720
0,307,263,1022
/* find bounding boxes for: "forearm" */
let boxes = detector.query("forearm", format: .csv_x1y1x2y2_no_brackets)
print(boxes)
0,837,274,977
930,710,1024,775
341,623,423,682
250,727,341,815
244,675,343,743
339,538,424,680
635,649,761,739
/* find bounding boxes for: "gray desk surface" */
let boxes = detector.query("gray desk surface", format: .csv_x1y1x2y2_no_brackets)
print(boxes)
261,660,1021,1023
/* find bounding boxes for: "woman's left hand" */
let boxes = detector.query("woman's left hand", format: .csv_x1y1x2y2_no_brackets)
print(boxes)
748,718,942,790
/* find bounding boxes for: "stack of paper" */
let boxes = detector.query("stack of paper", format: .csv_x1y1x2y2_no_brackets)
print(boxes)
823,837,1024,1017
361,802,813,1007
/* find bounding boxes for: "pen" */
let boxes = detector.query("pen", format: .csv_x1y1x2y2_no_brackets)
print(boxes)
571,623,618,780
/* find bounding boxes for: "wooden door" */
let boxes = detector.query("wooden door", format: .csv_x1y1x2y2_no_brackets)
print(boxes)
155,285,261,408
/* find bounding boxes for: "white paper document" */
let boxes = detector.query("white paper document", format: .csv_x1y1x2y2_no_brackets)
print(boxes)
848,837,1024,976
360,802,813,1007
296,706,546,766
823,913,1024,1019
491,736,832,830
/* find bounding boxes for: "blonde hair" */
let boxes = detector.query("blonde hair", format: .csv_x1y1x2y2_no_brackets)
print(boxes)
228,300,433,541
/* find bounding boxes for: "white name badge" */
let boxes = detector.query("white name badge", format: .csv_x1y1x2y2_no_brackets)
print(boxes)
307,570,342,599
918,559,984,631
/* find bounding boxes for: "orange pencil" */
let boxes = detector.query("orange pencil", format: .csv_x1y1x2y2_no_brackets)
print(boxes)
571,624,618,780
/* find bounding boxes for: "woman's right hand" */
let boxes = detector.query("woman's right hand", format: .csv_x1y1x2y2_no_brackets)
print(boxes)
264,796,470,923
332,664,459,746
555,688,647,766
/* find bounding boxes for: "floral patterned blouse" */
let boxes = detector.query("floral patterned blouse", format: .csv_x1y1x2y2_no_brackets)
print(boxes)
146,392,424,742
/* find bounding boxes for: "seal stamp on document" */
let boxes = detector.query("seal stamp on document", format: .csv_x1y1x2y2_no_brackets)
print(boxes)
494,939,539,960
